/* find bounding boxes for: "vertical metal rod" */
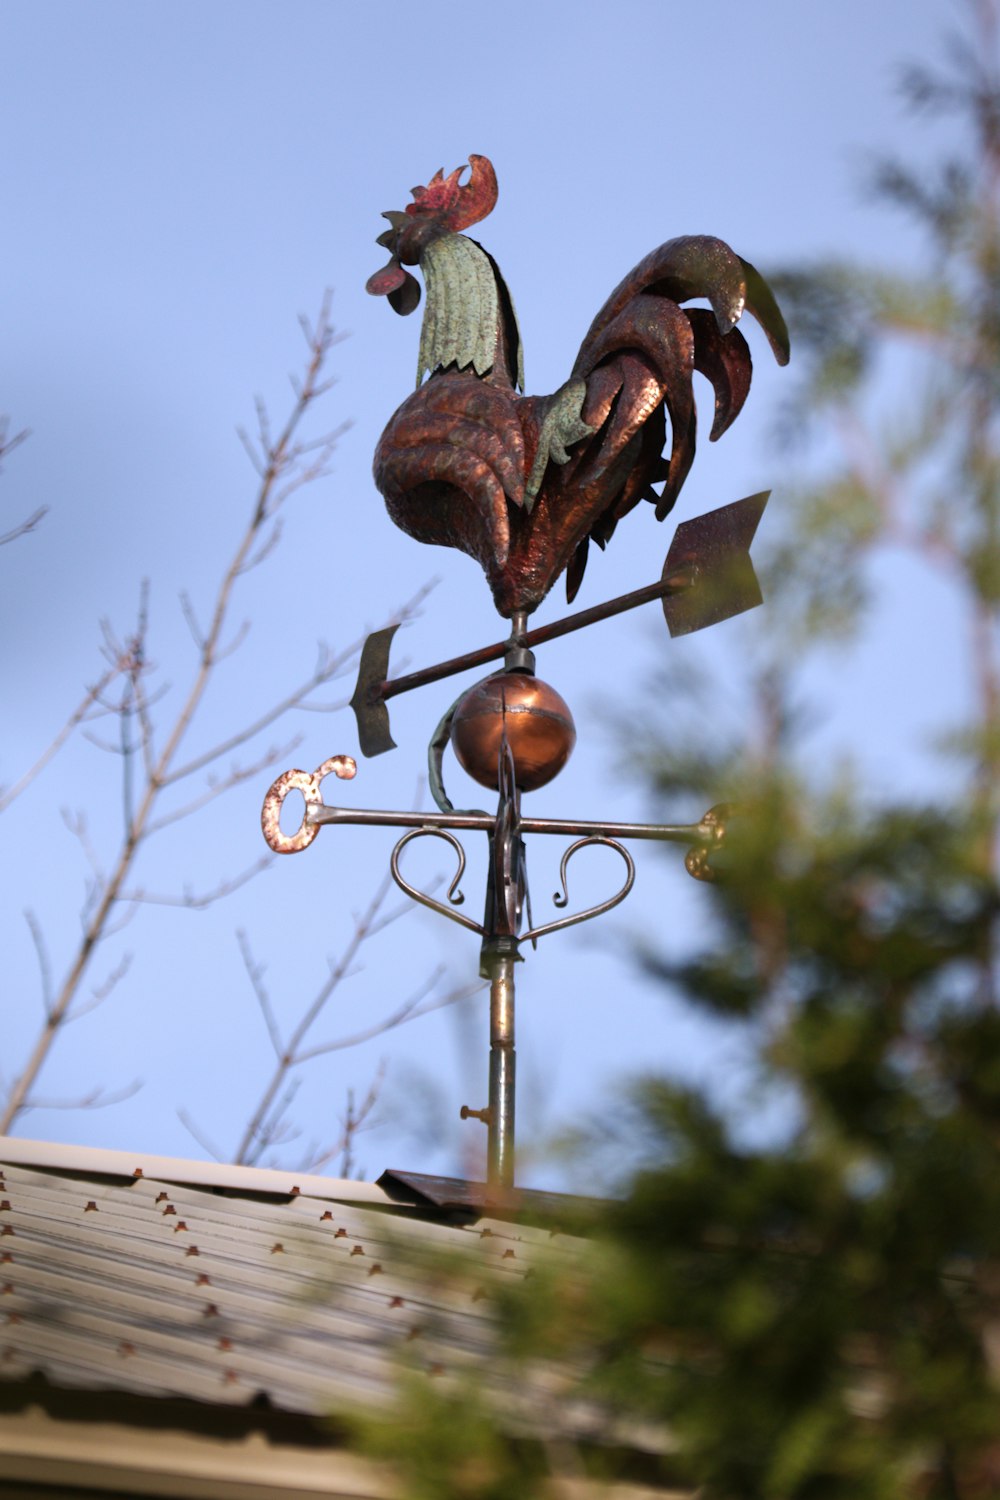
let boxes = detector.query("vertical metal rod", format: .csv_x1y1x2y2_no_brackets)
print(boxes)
486,952,516,1189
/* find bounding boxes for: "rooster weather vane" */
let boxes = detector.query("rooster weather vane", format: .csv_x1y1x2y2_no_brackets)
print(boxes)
262,155,789,1192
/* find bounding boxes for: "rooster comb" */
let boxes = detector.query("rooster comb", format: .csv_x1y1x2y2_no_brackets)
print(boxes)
404,154,498,233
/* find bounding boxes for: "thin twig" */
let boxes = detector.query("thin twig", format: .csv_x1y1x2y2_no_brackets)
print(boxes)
143,742,301,836
0,419,29,465
0,660,129,815
120,856,272,911
22,1080,141,1113
0,421,37,542
160,578,435,788
295,975,482,1064
24,910,53,1018
1,298,340,1131
236,929,283,1060
232,872,397,1164
0,506,47,546
176,1108,225,1161
65,953,134,1023
305,1062,387,1175
60,809,106,893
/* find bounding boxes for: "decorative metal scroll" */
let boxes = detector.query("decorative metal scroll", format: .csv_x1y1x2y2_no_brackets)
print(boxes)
521,837,636,943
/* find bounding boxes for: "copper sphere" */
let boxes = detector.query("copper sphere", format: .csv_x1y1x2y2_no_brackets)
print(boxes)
450,672,575,792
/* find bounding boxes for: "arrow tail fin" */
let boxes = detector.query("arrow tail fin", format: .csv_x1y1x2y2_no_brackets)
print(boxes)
349,624,400,756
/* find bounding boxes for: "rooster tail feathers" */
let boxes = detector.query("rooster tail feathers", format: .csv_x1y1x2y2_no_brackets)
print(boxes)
576,237,788,364
739,257,791,366
686,310,753,440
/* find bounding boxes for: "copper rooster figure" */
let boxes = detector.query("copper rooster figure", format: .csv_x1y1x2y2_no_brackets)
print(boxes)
367,155,789,619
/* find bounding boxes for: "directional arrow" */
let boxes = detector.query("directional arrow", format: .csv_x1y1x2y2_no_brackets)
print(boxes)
350,491,770,757
660,489,769,637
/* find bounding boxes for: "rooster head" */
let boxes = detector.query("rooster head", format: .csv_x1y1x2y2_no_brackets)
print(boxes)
366,154,498,315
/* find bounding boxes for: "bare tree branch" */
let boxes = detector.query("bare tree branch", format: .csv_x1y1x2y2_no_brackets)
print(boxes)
295,975,482,1065
120,856,272,911
305,1062,387,1176
143,741,301,836
0,506,47,546
178,590,206,650
0,660,129,814
236,928,283,1060
233,872,397,1165
0,295,365,1135
65,953,134,1023
159,577,436,788
3,293,443,1161
175,1108,225,1161
60,809,106,893
0,420,40,543
24,910,53,1018
0,419,29,466
22,1080,141,1113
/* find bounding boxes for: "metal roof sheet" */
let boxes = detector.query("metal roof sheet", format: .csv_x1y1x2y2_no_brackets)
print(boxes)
0,1145,589,1433
0,1136,396,1204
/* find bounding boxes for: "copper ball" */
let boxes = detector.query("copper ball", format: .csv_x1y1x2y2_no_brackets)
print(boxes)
450,672,575,792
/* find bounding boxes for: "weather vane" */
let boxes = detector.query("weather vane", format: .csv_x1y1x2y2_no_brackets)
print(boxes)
261,155,789,1192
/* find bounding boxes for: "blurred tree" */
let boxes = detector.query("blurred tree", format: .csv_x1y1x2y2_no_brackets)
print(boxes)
354,8,1000,1495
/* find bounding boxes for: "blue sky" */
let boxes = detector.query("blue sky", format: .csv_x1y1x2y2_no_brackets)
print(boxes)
1,0,969,1181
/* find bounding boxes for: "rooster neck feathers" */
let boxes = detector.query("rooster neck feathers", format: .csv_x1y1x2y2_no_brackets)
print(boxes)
417,234,524,393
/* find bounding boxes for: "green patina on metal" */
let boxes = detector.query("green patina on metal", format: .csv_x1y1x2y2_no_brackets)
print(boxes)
524,379,595,512
417,235,524,390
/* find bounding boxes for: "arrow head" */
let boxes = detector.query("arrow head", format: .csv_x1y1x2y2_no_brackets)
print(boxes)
349,624,399,757
661,490,770,638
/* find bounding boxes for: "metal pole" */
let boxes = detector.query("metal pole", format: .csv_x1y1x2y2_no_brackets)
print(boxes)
486,951,516,1190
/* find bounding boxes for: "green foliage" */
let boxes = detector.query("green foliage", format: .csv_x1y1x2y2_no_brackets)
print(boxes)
355,1373,547,1500
359,784,1000,1499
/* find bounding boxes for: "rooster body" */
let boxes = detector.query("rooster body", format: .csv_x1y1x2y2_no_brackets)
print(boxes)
368,157,788,619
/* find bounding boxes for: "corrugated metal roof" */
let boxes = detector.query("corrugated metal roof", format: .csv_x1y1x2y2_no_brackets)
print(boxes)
0,1142,587,1432
0,1136,395,1205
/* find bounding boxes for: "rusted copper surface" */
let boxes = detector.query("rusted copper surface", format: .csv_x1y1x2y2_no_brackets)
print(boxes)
261,755,356,854
450,673,575,792
368,156,789,618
